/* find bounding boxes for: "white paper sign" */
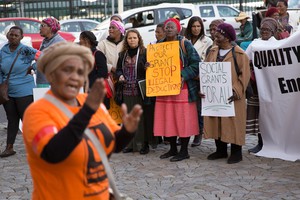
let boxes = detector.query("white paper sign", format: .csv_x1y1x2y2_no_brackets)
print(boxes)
199,62,234,117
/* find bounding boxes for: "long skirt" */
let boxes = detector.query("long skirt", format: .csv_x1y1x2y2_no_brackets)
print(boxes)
246,95,260,135
123,95,144,151
153,88,199,137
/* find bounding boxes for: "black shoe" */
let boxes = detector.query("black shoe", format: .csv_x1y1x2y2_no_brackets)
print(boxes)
207,152,228,160
227,153,243,164
160,151,178,159
191,134,202,147
248,144,262,154
122,148,133,153
170,153,190,162
139,145,149,155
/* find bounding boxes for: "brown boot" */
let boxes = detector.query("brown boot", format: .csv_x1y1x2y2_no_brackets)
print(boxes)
0,144,16,158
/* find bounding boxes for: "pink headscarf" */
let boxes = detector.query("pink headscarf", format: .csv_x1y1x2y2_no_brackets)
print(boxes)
110,20,125,35
42,17,60,33
164,18,181,32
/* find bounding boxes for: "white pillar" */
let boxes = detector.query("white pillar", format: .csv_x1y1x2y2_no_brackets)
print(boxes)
112,0,115,14
118,0,124,14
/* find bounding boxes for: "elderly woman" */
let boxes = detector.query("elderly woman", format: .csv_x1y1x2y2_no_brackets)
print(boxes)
0,26,40,157
22,42,142,199
245,18,280,154
235,12,253,46
154,18,200,162
204,23,250,164
36,17,65,88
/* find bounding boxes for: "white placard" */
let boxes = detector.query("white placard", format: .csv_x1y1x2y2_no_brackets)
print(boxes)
200,62,234,117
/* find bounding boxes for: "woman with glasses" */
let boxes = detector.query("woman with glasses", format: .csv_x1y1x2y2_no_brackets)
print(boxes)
245,17,280,154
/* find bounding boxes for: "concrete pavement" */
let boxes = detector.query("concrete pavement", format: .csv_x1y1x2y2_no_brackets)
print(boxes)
0,122,300,200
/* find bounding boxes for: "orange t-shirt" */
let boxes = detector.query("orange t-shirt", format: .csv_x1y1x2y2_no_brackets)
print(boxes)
22,91,120,200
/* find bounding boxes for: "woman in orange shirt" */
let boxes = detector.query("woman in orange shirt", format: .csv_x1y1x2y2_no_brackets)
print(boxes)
22,42,142,200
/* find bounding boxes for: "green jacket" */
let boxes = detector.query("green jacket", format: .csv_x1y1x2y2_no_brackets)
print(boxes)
236,21,253,45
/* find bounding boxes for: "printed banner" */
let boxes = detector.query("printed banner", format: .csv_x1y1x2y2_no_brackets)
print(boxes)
200,62,234,116
146,41,181,96
248,32,300,161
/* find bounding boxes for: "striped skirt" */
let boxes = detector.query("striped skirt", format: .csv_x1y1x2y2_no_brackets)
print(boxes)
246,95,260,135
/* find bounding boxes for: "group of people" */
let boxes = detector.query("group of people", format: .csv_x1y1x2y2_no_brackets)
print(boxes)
0,0,293,198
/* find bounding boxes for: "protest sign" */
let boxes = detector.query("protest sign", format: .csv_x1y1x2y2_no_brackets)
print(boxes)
146,41,181,96
200,62,234,116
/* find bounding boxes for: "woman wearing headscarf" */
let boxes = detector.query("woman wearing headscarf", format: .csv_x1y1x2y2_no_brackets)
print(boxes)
0,26,40,157
204,23,250,164
79,31,110,109
22,42,142,200
185,16,213,147
154,18,200,162
36,17,65,88
245,17,280,154
97,20,125,76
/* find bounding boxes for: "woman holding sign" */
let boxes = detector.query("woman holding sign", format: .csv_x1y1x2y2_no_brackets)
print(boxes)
154,18,201,162
204,23,250,164
116,29,151,154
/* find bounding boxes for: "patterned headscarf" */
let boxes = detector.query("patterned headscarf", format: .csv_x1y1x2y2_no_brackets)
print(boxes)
42,17,61,33
260,17,279,34
110,20,125,35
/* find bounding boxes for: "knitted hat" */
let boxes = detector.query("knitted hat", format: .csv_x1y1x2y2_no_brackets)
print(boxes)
260,17,279,34
217,23,236,41
110,20,125,35
265,7,279,17
164,18,181,32
37,42,94,81
42,17,61,33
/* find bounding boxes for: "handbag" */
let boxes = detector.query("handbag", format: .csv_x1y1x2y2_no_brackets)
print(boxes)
105,74,115,99
114,81,124,106
93,50,115,98
232,46,253,99
0,48,22,105
44,94,132,200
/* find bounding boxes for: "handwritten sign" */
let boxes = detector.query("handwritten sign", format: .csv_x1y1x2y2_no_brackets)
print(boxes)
108,98,122,124
200,62,235,116
146,41,181,96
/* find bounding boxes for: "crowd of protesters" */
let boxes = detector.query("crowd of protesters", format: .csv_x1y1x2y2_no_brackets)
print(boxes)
0,0,293,165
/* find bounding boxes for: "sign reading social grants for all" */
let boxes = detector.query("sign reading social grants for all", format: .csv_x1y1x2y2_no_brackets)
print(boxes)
200,62,235,117
146,41,181,96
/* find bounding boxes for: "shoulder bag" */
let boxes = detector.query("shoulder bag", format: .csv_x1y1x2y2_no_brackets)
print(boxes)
44,94,132,200
0,48,22,105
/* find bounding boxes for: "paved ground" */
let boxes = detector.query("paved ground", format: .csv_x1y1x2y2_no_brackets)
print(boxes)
0,122,300,200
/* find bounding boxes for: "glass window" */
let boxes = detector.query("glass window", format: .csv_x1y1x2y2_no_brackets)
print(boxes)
180,8,193,20
217,6,239,17
82,21,99,31
125,10,154,28
199,6,215,18
157,8,180,23
0,21,15,34
18,20,40,34
61,22,81,32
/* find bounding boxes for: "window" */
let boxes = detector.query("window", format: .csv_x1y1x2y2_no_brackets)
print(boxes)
18,20,40,34
217,6,239,17
82,22,99,31
179,8,193,20
199,6,215,18
125,10,154,28
0,21,15,34
61,22,81,32
157,8,180,23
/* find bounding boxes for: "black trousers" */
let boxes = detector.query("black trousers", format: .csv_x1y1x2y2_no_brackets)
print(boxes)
3,95,33,145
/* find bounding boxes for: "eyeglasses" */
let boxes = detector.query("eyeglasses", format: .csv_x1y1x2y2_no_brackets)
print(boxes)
40,24,49,28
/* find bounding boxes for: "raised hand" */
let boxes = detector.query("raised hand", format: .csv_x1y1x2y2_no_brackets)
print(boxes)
85,78,106,111
121,104,143,133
